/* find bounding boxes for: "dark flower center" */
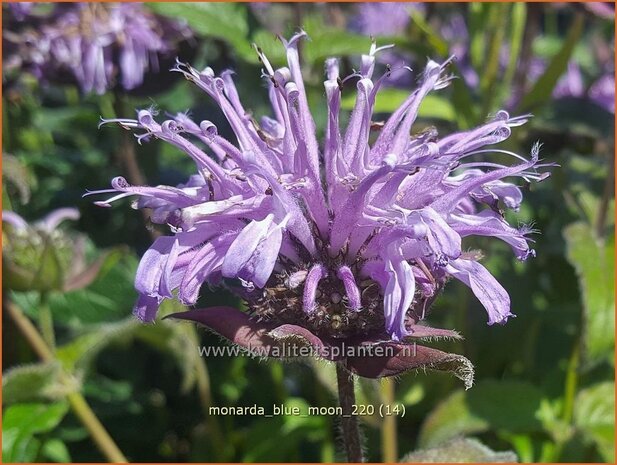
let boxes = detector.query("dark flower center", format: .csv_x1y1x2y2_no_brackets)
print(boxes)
247,264,386,339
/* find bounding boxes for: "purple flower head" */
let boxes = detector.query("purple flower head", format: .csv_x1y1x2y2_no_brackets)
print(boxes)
7,2,34,21
4,3,191,94
349,3,425,89
350,3,423,37
90,35,548,383
589,73,616,113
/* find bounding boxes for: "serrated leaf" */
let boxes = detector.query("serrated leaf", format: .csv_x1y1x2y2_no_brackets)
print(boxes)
564,222,615,366
401,437,518,463
3,363,77,404
518,13,584,112
574,382,615,462
418,380,543,447
2,402,69,463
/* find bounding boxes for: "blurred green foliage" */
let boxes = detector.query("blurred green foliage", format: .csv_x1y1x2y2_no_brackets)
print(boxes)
2,2,614,463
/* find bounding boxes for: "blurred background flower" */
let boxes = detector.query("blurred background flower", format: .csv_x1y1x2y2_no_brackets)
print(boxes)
3,2,192,94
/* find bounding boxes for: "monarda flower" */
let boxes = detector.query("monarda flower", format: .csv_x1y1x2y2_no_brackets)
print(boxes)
90,33,548,386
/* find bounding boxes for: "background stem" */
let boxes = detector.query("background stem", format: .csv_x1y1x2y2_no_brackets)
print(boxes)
38,292,55,351
380,378,397,462
6,300,128,463
189,325,226,460
335,363,363,463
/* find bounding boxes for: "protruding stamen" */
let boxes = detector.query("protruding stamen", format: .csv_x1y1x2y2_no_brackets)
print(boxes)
303,264,327,314
337,266,362,311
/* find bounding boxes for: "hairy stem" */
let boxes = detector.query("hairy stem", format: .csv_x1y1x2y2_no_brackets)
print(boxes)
336,363,363,463
38,292,55,351
6,300,128,463
380,378,397,462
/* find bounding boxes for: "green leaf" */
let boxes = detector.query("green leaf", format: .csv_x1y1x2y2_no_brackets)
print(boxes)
341,89,456,122
135,300,205,393
2,402,69,463
56,319,139,372
41,439,71,463
501,3,527,98
302,16,372,65
3,363,77,404
518,13,584,112
250,30,287,67
418,380,543,448
242,397,327,462
409,10,449,57
468,3,489,70
148,3,253,61
479,4,508,113
564,222,615,366
401,437,517,463
574,382,615,462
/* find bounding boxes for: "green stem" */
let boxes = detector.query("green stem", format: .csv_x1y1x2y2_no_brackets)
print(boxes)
595,146,614,239
380,378,397,463
336,363,363,463
38,292,55,351
547,341,580,462
66,393,128,463
6,300,128,463
189,325,226,460
562,342,580,425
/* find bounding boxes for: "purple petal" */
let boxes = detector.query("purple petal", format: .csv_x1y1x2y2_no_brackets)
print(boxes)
222,215,274,278
135,236,176,296
134,294,162,323
382,245,415,340
418,207,462,260
446,258,514,325
452,211,535,261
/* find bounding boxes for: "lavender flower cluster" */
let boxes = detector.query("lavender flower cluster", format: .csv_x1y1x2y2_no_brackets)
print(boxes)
91,33,549,362
4,2,191,94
